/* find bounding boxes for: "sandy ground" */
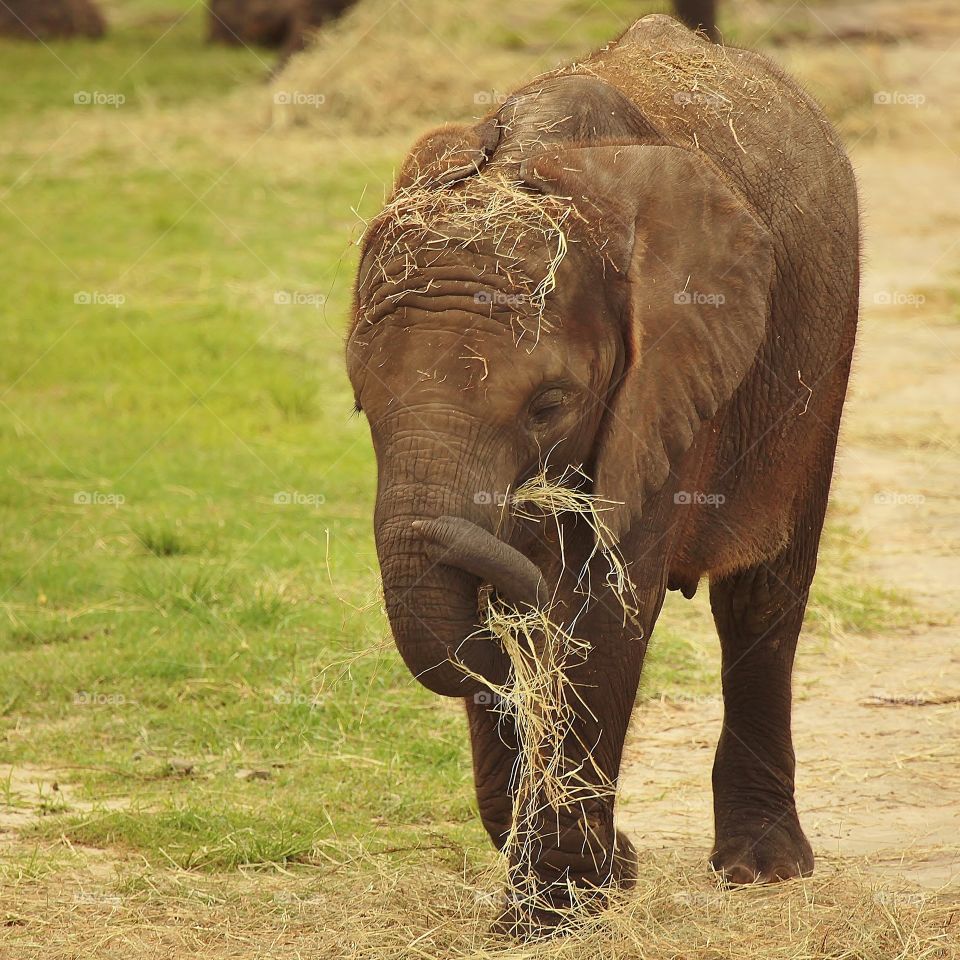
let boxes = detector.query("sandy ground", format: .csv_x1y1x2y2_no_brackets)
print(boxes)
619,24,960,893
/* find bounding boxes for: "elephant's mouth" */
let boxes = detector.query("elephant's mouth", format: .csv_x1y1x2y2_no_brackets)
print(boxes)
377,507,551,697
411,515,549,612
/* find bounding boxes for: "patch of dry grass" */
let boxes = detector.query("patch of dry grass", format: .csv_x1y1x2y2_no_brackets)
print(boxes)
267,0,536,134
2,839,956,959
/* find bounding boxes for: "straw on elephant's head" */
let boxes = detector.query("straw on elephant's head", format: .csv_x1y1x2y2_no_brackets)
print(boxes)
360,170,583,345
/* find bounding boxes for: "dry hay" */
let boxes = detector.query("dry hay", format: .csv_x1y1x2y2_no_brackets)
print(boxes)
0,0,105,40
460,467,642,927
360,172,583,347
267,0,568,134
2,838,956,958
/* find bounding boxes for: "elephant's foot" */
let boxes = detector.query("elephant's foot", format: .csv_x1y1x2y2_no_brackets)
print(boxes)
612,828,639,888
710,808,813,884
489,830,635,941
490,902,574,942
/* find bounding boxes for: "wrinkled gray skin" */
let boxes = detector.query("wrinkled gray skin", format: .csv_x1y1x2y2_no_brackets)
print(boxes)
347,15,859,936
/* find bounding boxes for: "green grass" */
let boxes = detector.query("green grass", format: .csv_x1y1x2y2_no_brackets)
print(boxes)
0,4,911,874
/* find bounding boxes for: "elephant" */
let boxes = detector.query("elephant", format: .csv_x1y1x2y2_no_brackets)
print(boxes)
346,13,859,936
674,0,719,42
207,0,354,51
0,0,105,40
207,0,297,48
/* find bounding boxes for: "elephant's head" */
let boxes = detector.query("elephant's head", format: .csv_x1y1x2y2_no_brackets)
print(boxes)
347,83,774,697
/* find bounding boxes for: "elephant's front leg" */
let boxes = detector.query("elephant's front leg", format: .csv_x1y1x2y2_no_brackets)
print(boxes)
465,692,519,851
494,634,644,935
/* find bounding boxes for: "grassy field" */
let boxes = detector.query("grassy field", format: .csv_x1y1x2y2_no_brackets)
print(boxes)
0,0,934,955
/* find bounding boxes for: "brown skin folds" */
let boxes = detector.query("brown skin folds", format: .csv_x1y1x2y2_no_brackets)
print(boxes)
347,15,859,936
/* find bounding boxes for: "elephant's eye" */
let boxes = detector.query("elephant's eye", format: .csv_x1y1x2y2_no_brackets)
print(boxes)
529,387,568,420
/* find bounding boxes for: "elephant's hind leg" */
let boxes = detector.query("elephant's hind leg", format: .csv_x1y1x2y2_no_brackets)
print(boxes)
707,496,827,884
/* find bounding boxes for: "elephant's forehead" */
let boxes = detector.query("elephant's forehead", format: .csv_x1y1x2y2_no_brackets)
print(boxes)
363,322,574,390
358,327,603,424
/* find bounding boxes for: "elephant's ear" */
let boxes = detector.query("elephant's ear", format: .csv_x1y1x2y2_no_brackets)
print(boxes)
394,118,502,190
525,145,775,541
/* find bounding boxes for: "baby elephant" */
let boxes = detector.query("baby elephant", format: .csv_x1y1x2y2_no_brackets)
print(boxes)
347,14,858,936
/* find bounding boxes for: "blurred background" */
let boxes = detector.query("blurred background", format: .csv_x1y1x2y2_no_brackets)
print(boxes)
0,1,957,955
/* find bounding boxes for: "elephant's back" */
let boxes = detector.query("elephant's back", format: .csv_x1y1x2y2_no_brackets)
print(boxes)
563,15,856,243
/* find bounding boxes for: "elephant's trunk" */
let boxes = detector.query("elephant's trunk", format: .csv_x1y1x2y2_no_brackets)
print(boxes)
412,516,549,610
376,488,547,698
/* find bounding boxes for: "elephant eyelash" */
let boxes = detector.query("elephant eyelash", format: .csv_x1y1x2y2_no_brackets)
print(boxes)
351,400,363,417
529,387,571,419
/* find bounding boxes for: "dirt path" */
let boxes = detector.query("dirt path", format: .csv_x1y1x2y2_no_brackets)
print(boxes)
619,81,960,891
